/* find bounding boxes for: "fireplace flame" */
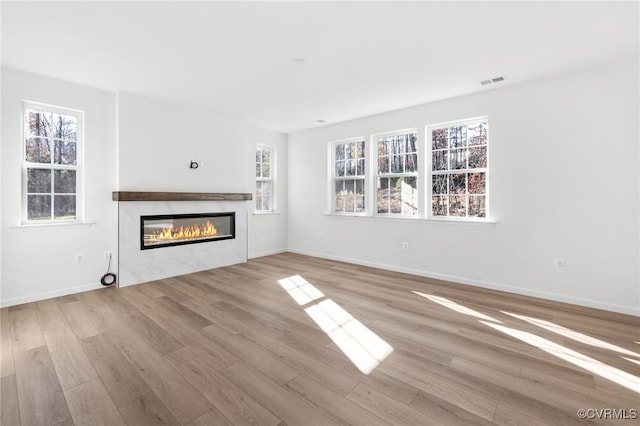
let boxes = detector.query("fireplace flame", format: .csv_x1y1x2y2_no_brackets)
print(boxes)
148,220,218,242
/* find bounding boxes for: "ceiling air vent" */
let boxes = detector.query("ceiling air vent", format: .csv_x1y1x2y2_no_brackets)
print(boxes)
480,75,507,86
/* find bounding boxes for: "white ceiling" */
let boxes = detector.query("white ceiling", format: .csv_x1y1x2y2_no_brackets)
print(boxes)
2,1,638,134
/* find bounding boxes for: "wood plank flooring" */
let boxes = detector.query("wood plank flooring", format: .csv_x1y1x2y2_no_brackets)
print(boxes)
1,252,638,425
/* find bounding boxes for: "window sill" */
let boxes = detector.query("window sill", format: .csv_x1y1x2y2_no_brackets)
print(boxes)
324,213,496,226
422,217,497,226
253,211,280,216
11,220,96,231
325,212,369,218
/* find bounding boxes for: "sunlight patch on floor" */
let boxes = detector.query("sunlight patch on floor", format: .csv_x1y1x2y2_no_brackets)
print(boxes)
622,356,640,365
413,291,501,323
278,275,325,305
417,292,640,394
306,299,394,374
624,357,640,367
502,311,640,359
481,321,640,394
278,276,393,375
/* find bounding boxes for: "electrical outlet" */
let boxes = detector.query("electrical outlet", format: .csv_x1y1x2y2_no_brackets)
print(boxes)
104,251,112,261
320,232,324,240
402,242,409,251
554,258,565,270
74,254,82,264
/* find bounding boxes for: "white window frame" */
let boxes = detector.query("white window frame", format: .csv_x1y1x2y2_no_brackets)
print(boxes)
21,101,84,224
373,129,419,217
255,144,277,213
329,137,367,215
426,116,489,221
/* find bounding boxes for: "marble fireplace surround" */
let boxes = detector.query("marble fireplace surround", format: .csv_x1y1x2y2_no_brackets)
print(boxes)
113,192,252,287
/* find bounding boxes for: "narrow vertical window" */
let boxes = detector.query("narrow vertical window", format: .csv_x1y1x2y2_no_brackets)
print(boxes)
375,130,418,216
428,118,488,218
255,144,276,212
23,102,83,223
332,139,366,214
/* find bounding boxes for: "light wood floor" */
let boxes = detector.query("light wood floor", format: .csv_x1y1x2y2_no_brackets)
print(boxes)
1,253,638,425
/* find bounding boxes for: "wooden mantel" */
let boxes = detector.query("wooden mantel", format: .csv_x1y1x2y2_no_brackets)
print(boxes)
112,191,252,202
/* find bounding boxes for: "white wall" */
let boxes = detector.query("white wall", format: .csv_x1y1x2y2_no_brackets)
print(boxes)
1,74,288,306
118,92,250,192
247,125,288,258
117,93,288,261
287,60,639,315
1,67,118,306
3,62,635,313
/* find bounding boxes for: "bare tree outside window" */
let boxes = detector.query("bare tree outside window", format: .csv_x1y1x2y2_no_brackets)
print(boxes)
23,103,82,222
429,119,488,218
255,145,276,212
327,119,488,221
333,139,365,214
375,131,418,216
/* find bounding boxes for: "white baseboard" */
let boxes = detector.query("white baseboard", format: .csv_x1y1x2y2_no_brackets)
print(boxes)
0,281,107,308
0,249,284,307
287,249,640,317
4,250,637,317
248,248,287,259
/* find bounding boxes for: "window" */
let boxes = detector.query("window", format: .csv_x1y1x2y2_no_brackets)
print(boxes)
428,118,488,218
375,130,418,216
22,102,83,222
327,117,490,221
255,144,276,212
332,139,366,214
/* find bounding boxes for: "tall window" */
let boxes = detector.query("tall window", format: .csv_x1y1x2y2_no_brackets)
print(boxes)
255,144,276,212
428,118,488,218
332,139,366,214
375,130,418,216
22,102,83,222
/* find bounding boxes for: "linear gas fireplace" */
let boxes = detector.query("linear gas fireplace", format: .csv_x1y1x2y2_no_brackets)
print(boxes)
140,212,235,250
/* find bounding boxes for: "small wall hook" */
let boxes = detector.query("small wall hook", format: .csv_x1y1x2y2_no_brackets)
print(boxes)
190,160,199,169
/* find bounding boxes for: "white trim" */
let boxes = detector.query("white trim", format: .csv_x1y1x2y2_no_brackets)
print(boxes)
372,128,419,217
21,101,85,224
0,281,105,308
325,117,491,221
323,213,496,226
423,216,496,226
371,127,420,138
426,115,489,130
10,220,96,231
255,144,277,213
248,248,287,259
426,116,489,220
328,137,367,214
287,249,640,317
325,212,370,218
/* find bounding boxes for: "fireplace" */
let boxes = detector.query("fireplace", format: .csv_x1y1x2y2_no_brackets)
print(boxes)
140,212,235,250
